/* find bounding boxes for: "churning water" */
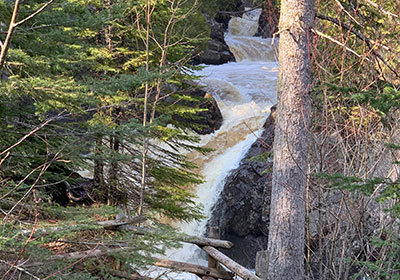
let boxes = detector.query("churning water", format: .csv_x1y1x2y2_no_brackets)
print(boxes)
148,8,278,279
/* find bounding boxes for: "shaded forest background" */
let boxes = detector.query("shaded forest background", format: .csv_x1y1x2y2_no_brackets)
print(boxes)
0,0,399,279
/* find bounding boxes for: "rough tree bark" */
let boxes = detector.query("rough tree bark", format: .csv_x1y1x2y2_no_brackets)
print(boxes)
266,0,314,279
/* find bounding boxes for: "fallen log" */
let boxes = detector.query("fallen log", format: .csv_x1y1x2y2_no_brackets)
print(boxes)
206,227,220,270
202,246,262,280
50,247,130,260
152,257,233,280
21,216,146,236
97,216,147,229
106,269,154,280
119,225,233,249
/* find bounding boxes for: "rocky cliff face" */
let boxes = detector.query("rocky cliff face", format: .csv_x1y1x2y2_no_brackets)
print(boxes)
207,107,276,268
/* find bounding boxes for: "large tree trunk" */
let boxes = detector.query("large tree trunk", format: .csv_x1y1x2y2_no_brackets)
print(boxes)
267,0,314,279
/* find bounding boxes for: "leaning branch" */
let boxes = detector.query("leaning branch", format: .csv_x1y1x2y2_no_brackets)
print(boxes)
363,0,400,24
0,0,55,72
14,0,55,28
310,28,367,60
0,111,65,157
202,246,261,280
0,0,21,72
152,257,233,280
316,14,390,51
316,14,400,78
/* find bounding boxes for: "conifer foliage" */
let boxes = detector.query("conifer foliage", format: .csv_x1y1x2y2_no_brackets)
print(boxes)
1,0,211,278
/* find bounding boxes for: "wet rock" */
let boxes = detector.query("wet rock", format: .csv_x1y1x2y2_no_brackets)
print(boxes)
207,107,276,268
48,173,94,206
198,50,225,65
195,15,235,65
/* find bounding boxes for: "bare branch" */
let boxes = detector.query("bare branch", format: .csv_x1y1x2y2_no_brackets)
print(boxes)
311,28,369,60
0,260,40,280
0,111,65,157
14,0,55,28
316,14,400,78
334,0,362,26
0,0,21,72
363,0,400,24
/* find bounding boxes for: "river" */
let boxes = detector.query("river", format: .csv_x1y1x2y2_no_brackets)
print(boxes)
152,8,278,279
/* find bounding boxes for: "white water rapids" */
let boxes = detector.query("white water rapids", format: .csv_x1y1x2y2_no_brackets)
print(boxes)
149,8,278,279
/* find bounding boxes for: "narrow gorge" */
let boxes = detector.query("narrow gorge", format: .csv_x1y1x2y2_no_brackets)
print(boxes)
161,8,278,277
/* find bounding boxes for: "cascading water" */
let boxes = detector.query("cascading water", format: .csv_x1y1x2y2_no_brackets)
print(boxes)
150,8,278,279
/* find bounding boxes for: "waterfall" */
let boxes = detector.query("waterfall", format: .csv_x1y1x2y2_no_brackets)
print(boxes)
150,8,278,279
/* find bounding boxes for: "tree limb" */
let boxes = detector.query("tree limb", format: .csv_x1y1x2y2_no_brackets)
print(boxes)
0,0,21,72
0,0,55,73
363,0,400,24
311,28,368,60
14,0,55,28
316,13,400,78
334,0,362,26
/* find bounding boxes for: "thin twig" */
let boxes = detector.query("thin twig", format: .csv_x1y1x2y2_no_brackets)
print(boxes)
0,111,65,157
0,260,40,280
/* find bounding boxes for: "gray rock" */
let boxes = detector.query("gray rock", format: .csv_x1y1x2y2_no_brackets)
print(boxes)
207,39,225,52
195,15,235,65
198,50,223,65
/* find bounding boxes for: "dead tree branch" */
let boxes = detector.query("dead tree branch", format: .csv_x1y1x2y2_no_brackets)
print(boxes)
316,13,400,78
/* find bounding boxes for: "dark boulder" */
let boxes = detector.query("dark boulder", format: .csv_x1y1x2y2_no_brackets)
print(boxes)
172,86,223,135
207,106,276,268
47,172,94,206
194,15,235,65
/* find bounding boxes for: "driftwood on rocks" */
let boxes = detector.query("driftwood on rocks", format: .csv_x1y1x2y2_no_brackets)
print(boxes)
202,246,262,280
207,227,221,269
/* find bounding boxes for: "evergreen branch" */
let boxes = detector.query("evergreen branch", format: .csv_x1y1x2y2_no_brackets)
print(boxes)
0,23,67,35
13,0,55,28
